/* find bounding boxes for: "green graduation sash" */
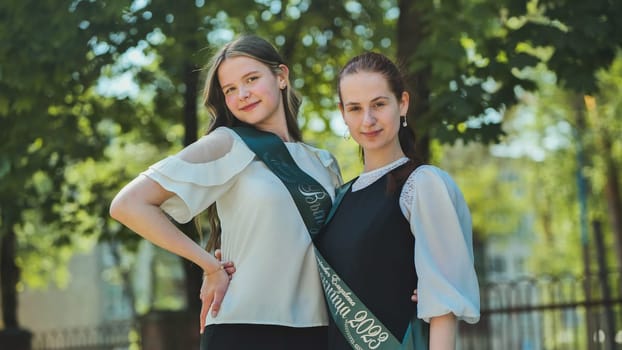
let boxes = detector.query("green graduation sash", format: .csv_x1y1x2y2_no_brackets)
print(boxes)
232,126,428,350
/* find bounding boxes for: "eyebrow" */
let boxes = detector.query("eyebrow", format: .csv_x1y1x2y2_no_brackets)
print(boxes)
343,96,390,106
221,70,261,89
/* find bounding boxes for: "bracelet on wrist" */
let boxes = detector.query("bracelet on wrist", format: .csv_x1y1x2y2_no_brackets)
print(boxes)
203,265,224,278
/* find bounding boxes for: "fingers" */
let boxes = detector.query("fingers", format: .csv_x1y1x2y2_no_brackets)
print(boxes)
411,289,418,303
211,295,222,317
199,271,231,326
199,309,205,333
211,272,228,317
199,278,211,334
199,276,208,299
222,262,236,278
199,295,212,334
214,250,235,279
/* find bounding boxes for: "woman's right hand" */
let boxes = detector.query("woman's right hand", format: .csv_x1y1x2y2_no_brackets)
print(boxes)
216,249,236,278
199,266,229,333
199,249,236,334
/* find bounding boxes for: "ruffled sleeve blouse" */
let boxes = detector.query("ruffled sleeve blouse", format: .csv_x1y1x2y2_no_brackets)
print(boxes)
352,158,480,324
141,127,342,327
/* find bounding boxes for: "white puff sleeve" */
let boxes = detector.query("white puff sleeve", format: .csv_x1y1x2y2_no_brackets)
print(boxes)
400,165,480,324
141,127,255,223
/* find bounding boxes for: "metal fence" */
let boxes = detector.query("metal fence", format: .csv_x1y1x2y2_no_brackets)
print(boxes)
460,271,622,350
32,320,138,350
30,272,622,350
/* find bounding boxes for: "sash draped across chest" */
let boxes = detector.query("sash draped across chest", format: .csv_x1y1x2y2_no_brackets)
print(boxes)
232,127,428,350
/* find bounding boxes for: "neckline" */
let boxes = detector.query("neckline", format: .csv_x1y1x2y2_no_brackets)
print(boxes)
352,157,409,192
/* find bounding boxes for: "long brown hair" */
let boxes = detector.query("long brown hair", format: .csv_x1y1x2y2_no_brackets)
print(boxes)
338,52,424,192
199,34,303,251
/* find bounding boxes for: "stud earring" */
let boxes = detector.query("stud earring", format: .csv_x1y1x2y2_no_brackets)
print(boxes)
401,116,408,127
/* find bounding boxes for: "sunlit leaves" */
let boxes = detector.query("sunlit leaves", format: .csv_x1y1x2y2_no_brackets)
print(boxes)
2,0,621,304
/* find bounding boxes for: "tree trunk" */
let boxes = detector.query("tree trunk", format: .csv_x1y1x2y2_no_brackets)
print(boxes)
108,239,138,321
601,134,622,272
180,222,202,314
0,208,33,349
574,95,596,350
1,222,19,328
585,96,622,272
592,220,617,350
181,61,202,315
183,62,199,145
397,0,431,162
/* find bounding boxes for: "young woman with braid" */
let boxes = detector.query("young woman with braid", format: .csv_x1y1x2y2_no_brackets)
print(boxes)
314,52,480,350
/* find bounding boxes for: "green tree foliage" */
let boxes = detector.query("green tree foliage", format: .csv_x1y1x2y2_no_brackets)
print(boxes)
461,56,622,277
439,141,532,241
397,0,541,156
505,0,622,272
0,0,146,328
508,0,622,93
516,73,621,276
2,0,622,335
500,73,586,275
405,0,622,276
583,56,622,271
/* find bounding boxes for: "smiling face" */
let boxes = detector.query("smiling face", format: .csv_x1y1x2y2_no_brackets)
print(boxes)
217,55,288,134
339,71,409,163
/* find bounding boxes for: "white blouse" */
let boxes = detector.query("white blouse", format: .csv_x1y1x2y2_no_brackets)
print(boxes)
142,127,342,327
352,158,480,324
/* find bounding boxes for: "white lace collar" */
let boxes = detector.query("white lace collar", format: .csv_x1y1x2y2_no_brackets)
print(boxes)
351,157,410,192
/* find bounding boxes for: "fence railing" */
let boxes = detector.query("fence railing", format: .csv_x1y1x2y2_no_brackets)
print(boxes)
32,320,138,350
459,271,622,350
30,272,621,350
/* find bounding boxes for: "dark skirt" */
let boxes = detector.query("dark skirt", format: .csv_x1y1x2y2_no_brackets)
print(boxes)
200,323,327,350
